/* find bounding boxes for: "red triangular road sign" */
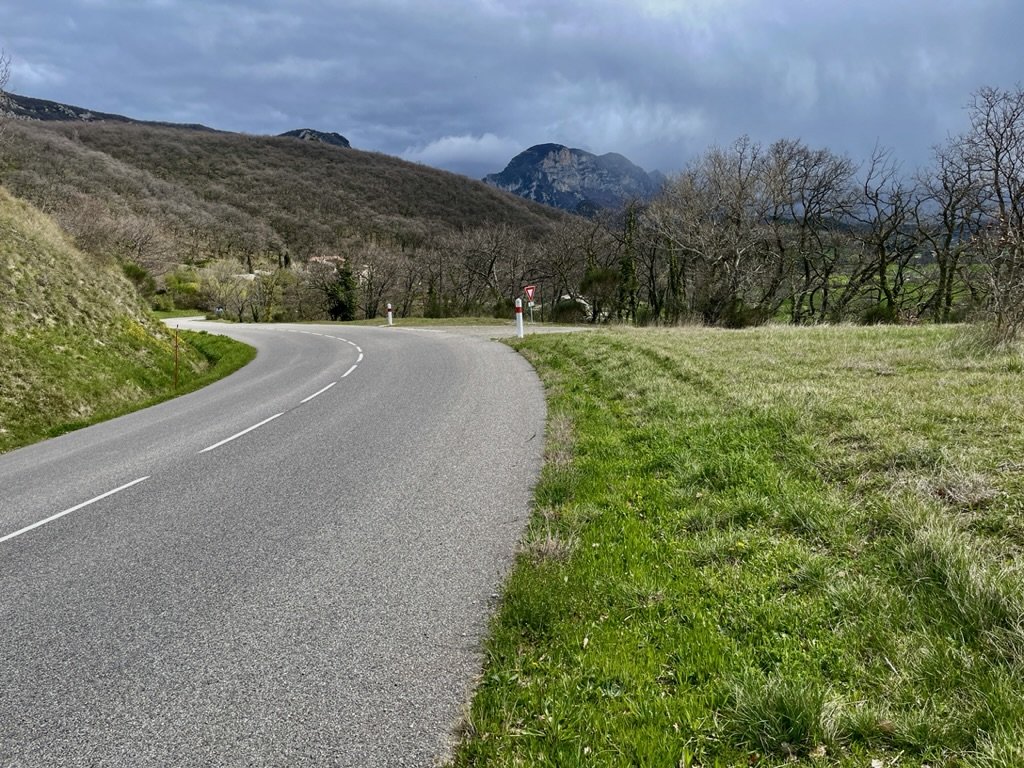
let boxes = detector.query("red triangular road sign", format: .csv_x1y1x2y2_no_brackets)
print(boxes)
524,285,536,301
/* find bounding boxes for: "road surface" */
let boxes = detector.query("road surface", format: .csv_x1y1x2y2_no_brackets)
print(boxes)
0,320,548,766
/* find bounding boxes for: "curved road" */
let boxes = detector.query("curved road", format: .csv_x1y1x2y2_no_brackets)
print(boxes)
0,321,546,766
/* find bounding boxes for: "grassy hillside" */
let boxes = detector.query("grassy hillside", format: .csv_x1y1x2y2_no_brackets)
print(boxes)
0,187,252,453
456,325,1024,767
2,120,566,272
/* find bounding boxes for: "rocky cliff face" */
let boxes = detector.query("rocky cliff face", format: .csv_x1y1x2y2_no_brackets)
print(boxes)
278,128,351,148
1,93,217,132
483,143,663,214
2,93,133,123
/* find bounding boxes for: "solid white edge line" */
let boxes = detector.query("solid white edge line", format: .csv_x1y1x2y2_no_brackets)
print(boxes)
356,353,364,363
0,476,151,545
341,364,358,378
199,413,284,454
300,381,337,404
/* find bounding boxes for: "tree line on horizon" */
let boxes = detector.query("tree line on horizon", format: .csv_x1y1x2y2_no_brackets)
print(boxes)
487,83,1024,340
2,75,1024,338
460,83,1024,339
311,82,1024,339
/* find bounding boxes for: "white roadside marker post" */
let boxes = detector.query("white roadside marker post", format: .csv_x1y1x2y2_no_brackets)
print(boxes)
386,302,394,326
515,298,525,338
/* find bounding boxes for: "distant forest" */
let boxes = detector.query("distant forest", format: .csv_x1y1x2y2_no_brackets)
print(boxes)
3,84,1024,336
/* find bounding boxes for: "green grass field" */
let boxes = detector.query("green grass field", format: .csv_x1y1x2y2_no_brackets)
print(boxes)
454,324,1024,767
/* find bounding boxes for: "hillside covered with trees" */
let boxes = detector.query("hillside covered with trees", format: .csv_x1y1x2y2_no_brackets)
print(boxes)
1,119,568,320
3,84,1024,334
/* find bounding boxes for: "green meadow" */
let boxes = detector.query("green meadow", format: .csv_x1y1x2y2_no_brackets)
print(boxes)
455,325,1024,768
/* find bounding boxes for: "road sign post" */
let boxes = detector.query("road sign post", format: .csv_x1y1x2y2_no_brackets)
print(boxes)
523,285,537,325
515,298,524,338
386,302,393,326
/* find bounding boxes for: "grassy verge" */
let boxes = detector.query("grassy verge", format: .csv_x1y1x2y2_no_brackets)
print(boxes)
0,326,253,453
454,324,1024,767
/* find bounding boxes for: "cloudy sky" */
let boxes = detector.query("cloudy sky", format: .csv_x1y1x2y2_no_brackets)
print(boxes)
4,1,1022,179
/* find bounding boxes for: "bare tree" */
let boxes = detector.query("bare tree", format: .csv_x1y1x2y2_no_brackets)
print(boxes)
762,139,857,322
200,260,251,321
915,137,982,321
0,49,11,165
960,85,1024,338
649,136,778,325
839,146,920,321
356,241,403,319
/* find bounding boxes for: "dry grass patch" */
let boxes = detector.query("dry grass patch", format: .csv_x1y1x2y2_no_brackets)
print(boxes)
520,527,578,565
544,411,575,469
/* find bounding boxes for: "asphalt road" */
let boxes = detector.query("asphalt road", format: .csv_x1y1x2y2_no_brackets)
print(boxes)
0,321,548,766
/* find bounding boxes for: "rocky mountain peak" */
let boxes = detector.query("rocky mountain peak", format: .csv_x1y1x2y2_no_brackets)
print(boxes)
483,143,663,214
278,128,351,148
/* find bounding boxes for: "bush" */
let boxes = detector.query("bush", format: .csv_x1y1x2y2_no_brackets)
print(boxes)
550,297,588,323
491,297,514,318
720,299,769,328
860,302,898,325
121,261,156,298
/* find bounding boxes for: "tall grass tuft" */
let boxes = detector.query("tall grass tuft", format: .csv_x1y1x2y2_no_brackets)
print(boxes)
726,674,835,757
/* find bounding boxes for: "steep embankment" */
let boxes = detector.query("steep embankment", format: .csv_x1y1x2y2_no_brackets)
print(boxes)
0,188,250,453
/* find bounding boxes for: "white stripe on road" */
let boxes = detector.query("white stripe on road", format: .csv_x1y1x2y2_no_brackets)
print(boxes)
0,476,151,545
341,365,358,378
300,381,337,403
356,353,364,363
199,413,284,454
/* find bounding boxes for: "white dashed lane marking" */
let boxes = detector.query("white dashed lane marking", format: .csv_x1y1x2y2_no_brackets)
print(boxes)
0,476,151,544
199,413,284,454
1,328,368,544
198,330,363,454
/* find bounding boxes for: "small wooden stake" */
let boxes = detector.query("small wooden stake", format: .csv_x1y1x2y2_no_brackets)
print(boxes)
174,325,179,391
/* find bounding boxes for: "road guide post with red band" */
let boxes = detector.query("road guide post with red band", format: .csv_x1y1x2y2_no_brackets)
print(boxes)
515,298,524,338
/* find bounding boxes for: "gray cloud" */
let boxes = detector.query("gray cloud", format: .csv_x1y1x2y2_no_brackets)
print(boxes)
3,0,1022,179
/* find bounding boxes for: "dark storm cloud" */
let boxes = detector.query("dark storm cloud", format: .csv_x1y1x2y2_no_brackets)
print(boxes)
4,0,1023,178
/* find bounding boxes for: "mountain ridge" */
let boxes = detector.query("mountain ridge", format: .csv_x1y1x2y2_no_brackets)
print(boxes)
2,92,352,146
2,92,220,133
